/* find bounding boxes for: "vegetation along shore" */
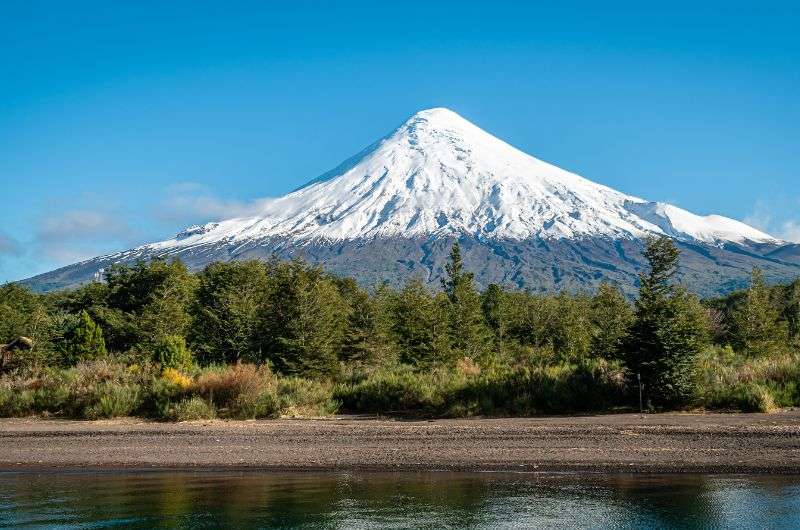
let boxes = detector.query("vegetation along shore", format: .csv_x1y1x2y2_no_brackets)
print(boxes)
1,236,799,421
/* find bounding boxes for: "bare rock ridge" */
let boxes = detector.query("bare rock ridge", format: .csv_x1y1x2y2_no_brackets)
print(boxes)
23,108,800,294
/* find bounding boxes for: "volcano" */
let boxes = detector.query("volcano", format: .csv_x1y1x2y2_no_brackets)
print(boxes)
24,108,800,295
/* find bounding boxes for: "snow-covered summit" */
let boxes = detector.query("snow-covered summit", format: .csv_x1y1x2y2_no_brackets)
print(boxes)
145,107,776,253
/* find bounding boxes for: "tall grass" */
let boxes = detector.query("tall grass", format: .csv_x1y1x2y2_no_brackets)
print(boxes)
695,346,800,412
2,348,798,420
0,361,337,420
334,357,628,417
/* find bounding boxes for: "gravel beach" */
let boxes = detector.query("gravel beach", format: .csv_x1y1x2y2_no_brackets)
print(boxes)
2,412,800,473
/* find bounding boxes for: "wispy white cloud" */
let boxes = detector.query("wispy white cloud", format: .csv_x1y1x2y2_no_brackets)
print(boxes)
742,200,772,233
6,182,266,279
38,210,133,242
156,181,268,224
35,209,138,262
744,198,800,243
779,220,800,243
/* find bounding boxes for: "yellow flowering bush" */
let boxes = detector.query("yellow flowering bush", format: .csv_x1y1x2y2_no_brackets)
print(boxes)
162,368,192,390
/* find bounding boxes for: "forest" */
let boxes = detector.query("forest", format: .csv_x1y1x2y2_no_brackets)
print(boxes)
1,236,799,421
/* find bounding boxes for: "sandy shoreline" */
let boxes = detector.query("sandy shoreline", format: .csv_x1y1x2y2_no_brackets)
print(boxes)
2,412,800,474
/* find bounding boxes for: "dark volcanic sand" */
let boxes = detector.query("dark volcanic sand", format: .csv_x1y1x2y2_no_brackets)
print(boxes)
2,412,800,473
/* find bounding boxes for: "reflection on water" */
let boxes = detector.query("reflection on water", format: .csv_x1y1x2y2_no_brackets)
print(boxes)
1,471,799,528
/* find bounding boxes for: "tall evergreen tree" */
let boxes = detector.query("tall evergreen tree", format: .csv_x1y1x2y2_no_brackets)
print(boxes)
628,237,708,407
784,280,800,345
441,242,490,361
550,292,593,361
337,279,397,366
732,268,786,354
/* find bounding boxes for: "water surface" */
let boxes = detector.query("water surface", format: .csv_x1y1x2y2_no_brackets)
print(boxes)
2,471,799,528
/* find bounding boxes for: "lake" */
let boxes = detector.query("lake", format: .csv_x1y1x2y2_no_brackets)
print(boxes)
2,471,799,528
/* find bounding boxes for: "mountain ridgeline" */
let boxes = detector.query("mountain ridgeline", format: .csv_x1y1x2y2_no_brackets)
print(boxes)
23,108,800,295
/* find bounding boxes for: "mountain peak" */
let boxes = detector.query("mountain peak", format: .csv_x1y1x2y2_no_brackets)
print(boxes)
397,107,496,148
404,107,468,126
141,107,776,250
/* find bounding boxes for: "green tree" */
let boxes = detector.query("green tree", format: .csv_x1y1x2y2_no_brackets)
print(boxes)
590,283,633,360
256,260,346,376
391,280,452,366
191,261,268,364
731,268,786,354
550,292,593,361
0,283,56,365
502,291,546,348
628,237,708,407
481,283,506,343
63,310,107,365
784,280,800,345
105,259,197,351
441,242,490,361
336,279,397,367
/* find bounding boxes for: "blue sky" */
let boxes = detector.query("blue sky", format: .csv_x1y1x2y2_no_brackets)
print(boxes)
1,1,799,282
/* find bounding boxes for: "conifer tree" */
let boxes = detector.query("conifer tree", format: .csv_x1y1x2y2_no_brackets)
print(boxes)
153,334,194,371
441,242,490,361
732,268,786,354
550,292,593,361
338,280,397,366
391,280,450,366
628,236,708,407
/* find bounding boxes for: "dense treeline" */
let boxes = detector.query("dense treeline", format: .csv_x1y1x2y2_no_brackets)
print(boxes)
1,237,799,419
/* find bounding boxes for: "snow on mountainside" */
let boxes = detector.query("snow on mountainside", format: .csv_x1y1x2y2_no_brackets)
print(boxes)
141,107,776,254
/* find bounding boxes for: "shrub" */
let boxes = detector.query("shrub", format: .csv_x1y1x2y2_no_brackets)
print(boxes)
194,364,272,418
143,375,188,419
86,382,140,419
456,358,628,416
153,335,194,371
0,361,339,421
335,359,628,417
277,377,338,417
0,385,35,417
335,367,453,415
162,368,192,390
168,396,216,421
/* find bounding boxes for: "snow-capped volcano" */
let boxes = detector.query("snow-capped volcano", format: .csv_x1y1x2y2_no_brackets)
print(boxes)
24,108,799,295
149,107,774,252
